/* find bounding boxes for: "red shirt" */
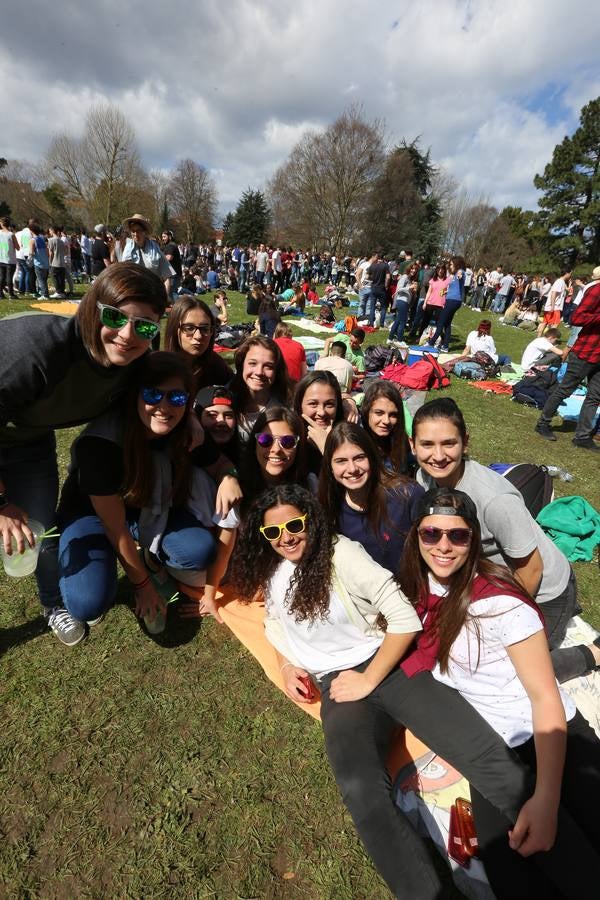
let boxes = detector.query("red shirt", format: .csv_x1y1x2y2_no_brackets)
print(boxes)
274,336,306,381
571,281,600,363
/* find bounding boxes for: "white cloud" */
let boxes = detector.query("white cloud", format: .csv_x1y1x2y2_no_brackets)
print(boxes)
1,0,599,219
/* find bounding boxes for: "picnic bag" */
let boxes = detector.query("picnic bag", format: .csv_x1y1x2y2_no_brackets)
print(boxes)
382,352,450,391
453,360,486,381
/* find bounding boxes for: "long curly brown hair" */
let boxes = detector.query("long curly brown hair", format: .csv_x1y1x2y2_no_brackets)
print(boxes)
228,484,334,622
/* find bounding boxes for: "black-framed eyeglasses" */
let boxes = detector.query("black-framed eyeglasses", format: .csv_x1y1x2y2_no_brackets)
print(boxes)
179,323,213,337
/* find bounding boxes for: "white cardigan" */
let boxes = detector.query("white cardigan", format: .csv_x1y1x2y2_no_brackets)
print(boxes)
264,535,421,666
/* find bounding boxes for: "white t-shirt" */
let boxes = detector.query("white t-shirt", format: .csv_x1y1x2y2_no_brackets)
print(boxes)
465,331,498,362
16,227,32,260
266,558,382,677
498,274,515,296
314,355,355,392
255,251,268,273
430,579,575,748
545,278,567,311
521,336,557,370
356,259,372,290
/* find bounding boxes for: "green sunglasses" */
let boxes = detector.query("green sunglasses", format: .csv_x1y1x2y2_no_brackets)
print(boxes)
97,303,160,340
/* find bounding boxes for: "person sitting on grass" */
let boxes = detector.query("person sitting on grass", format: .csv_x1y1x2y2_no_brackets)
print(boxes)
314,340,354,393
323,327,366,374
400,487,600,899
164,295,233,391
229,483,545,900
56,353,237,638
360,380,412,477
229,335,292,441
411,397,600,683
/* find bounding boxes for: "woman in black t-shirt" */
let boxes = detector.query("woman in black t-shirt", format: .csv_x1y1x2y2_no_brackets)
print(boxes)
57,353,236,636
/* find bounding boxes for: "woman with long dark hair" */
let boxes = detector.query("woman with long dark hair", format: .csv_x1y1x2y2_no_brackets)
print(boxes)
400,486,600,898
57,353,236,637
238,406,307,512
229,483,547,900
229,335,291,441
293,370,345,467
410,397,600,683
361,380,412,477
319,422,422,571
164,295,233,390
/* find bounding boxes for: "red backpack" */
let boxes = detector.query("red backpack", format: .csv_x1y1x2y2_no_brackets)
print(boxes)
382,352,450,390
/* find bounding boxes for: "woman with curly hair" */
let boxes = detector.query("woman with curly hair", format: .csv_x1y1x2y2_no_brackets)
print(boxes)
319,422,422,572
164,295,233,391
229,335,291,441
361,380,412,477
399,487,600,898
238,406,307,513
229,484,544,900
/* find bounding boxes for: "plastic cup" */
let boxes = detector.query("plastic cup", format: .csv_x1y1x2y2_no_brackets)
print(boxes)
1,520,45,578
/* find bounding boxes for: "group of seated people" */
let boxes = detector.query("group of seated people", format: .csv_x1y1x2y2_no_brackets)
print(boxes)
1,262,598,899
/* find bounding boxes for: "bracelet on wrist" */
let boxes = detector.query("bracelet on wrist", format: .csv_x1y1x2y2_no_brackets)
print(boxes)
132,575,151,591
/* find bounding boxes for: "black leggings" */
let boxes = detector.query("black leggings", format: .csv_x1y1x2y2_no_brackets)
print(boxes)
470,710,600,899
318,662,534,900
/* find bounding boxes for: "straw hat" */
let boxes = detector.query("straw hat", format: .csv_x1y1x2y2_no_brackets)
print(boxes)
124,213,151,232
592,265,600,281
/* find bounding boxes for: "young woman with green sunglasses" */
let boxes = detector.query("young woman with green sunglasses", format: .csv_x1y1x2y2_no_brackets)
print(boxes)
0,262,167,646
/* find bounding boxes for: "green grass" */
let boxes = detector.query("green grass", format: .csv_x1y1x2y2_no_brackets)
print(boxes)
1,286,598,899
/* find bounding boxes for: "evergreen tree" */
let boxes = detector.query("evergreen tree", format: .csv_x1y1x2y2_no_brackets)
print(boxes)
229,189,271,246
159,200,170,233
534,96,600,265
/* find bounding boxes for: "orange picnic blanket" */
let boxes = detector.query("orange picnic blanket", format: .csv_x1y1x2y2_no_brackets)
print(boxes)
182,583,434,779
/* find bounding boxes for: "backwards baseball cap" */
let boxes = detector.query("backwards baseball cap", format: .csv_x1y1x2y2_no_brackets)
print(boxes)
194,384,235,412
412,487,478,527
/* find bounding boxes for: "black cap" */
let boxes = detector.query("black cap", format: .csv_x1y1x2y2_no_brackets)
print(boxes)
412,487,478,526
194,384,235,412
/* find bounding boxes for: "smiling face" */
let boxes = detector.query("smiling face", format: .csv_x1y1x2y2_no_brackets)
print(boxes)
368,396,400,439
256,420,298,481
330,440,371,493
242,346,276,399
301,382,338,428
410,418,467,488
137,376,188,438
99,300,160,367
417,514,471,585
200,404,236,444
262,502,308,564
178,308,213,358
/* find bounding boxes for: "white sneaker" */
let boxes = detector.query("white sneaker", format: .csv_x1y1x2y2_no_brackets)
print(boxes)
50,293,61,299
86,614,105,626
44,607,86,646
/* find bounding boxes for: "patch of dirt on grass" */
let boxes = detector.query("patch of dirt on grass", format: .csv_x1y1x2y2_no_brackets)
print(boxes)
99,788,132,835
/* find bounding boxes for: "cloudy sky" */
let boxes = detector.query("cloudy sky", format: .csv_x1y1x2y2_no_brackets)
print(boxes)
3,0,600,219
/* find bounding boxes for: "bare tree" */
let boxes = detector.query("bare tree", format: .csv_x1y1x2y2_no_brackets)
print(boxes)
46,133,90,204
168,159,217,243
83,104,142,224
440,184,497,263
268,106,385,253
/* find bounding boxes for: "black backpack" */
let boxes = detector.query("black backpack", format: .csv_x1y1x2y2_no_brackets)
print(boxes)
503,464,554,518
364,344,404,373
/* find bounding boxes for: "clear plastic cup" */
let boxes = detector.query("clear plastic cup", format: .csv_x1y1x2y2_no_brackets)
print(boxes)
1,520,45,578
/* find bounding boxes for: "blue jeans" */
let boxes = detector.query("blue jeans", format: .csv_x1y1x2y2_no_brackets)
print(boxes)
388,300,409,342
58,508,217,622
491,293,507,313
358,287,372,319
239,268,248,293
370,290,387,327
34,265,49,297
0,434,61,608
17,260,34,294
430,299,462,349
